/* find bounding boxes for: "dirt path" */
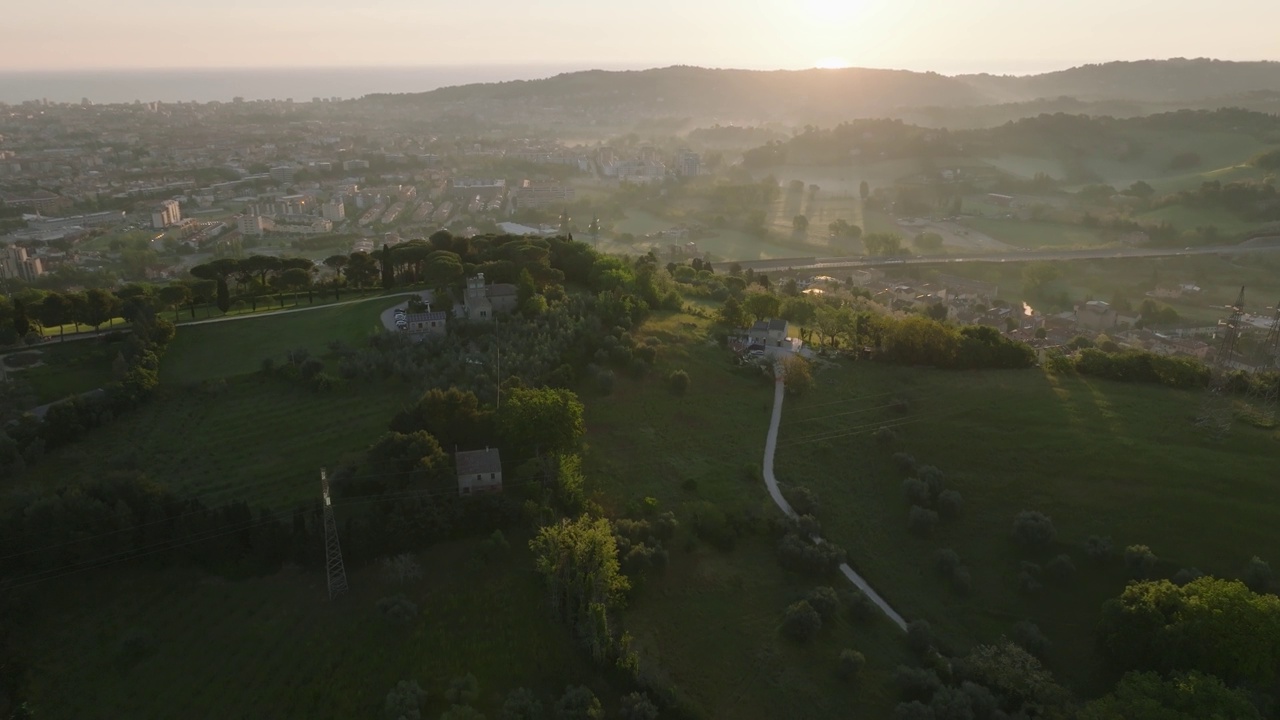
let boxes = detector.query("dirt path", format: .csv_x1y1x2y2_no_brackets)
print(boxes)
762,373,908,631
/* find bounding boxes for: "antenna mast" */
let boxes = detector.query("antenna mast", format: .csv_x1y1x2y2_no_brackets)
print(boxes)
321,468,348,600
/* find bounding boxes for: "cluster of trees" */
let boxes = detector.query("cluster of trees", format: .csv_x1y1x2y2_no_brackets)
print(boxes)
530,516,631,665
1156,179,1280,223
188,255,324,314
1047,347,1211,390
1093,577,1279,717
0,285,157,344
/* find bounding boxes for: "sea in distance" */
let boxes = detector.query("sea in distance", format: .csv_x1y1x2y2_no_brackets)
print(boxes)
0,64,645,105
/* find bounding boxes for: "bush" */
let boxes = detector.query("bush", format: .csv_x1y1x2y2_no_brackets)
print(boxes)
934,549,962,577
838,648,867,681
1011,511,1056,548
894,701,935,720
618,692,659,720
501,687,544,720
906,619,934,655
894,665,942,701
1244,556,1273,593
917,465,944,497
1085,535,1114,562
796,514,822,537
781,600,823,642
1173,567,1204,585
805,586,840,621
554,685,603,720
380,554,423,584
594,367,615,395
1010,620,1050,659
840,587,877,623
667,369,690,395
1017,562,1043,595
385,680,428,720
892,452,918,473
260,357,275,375
1046,553,1076,582
907,505,939,536
376,594,419,623
950,566,972,595
1123,544,1158,578
902,477,931,506
875,426,902,447
936,490,963,520
446,673,480,704
782,485,818,516
300,357,324,380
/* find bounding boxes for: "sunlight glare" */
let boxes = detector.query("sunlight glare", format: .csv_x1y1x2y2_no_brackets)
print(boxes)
815,57,851,69
803,0,860,22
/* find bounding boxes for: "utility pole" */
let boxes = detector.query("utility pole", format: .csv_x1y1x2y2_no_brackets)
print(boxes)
320,468,348,600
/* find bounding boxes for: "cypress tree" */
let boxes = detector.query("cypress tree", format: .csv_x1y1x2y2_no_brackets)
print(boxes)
381,244,394,289
216,279,230,313
13,299,30,336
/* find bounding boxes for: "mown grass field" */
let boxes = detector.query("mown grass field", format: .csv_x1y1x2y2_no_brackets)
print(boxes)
959,218,1110,249
16,535,613,720
775,361,1279,696
583,312,908,718
19,376,407,508
162,297,401,384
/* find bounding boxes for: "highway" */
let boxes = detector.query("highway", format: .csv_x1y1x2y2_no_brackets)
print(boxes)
730,238,1280,273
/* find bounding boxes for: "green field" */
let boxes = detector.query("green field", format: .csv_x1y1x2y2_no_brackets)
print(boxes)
16,535,613,720
162,298,400,384
960,217,1110,249
775,362,1279,696
20,376,407,508
1136,204,1264,238
583,313,907,718
3,340,119,403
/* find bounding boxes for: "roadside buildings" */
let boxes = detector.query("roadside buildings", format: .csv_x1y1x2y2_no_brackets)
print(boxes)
151,199,182,229
0,244,44,281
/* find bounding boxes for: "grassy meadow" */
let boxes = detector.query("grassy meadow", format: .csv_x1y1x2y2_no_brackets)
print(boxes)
3,340,119,403
16,535,612,720
583,312,909,718
775,361,1279,695
161,297,400,384
959,217,1111,249
20,376,407,508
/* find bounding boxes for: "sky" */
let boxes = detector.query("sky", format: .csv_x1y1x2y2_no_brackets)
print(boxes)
4,0,1279,75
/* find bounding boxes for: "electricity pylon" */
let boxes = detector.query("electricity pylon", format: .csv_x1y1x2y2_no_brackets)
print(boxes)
321,468,348,600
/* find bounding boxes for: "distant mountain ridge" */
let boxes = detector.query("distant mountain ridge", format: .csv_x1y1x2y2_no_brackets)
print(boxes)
375,59,1280,127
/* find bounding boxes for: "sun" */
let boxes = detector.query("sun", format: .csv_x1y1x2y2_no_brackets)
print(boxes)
815,57,851,69
803,0,860,21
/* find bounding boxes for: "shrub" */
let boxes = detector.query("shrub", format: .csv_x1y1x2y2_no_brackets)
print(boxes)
782,485,818,516
806,586,841,621
300,357,324,380
917,465,944,497
875,426,902,447
777,533,845,576
1010,620,1050,659
260,357,275,375
936,490,963,520
894,701,935,720
668,369,690,395
840,587,877,622
376,594,419,623
445,673,480,704
594,367,615,395
796,514,822,537
906,619,934,655
385,680,428,720
781,600,823,642
1085,535,1114,562
1017,562,1043,594
1244,556,1273,593
380,554,423,584
1173,567,1204,585
892,452,918,473
501,687,544,720
908,505,939,536
838,648,867,681
934,549,962,577
950,566,973,595
618,692,659,720
902,477,931,506
1123,544,1158,578
1011,511,1056,548
893,665,942,701
554,685,603,720
1046,554,1076,582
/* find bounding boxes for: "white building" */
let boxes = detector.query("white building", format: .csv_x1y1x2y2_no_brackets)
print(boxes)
237,214,273,236
321,201,346,222
676,150,701,178
151,199,181,229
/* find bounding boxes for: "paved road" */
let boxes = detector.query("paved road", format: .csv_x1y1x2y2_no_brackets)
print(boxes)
734,238,1280,273
762,372,908,631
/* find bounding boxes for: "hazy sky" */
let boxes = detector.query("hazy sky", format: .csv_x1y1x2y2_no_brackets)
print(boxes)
5,0,1279,74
